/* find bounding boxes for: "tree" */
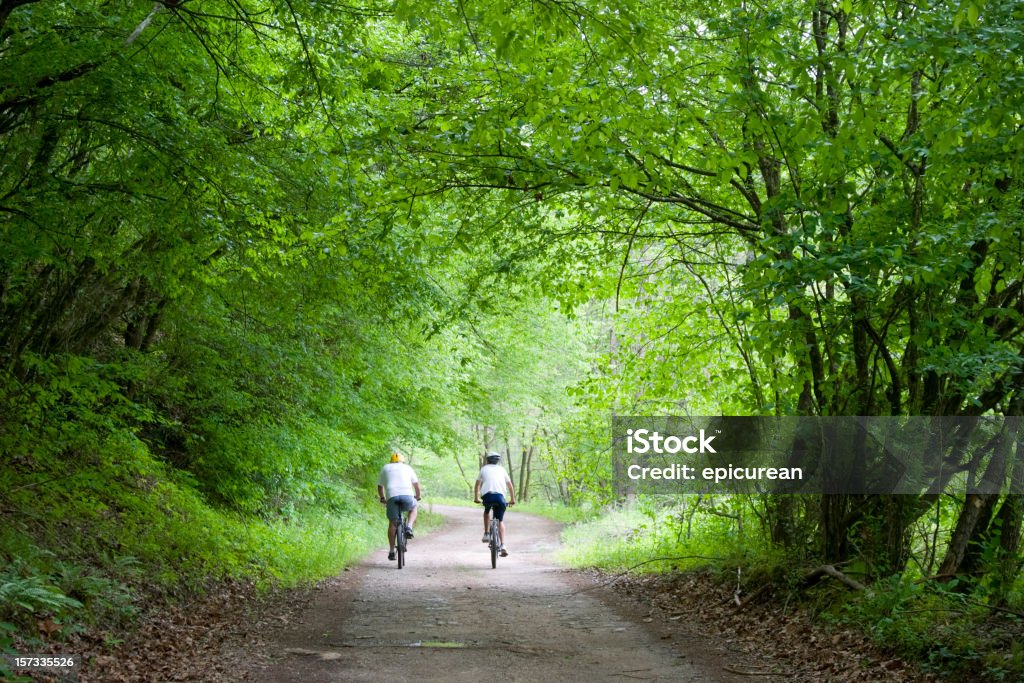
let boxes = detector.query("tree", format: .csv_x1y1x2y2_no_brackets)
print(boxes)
380,0,1024,578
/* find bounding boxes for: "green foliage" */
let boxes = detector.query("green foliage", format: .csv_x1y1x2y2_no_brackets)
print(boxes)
514,500,595,525
250,508,380,586
832,577,1024,682
0,554,140,636
0,563,83,621
0,409,382,638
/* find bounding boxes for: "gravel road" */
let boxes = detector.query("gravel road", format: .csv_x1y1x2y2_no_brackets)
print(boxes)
244,504,733,682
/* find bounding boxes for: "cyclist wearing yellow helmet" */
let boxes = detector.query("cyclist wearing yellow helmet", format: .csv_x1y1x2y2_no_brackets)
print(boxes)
376,452,421,561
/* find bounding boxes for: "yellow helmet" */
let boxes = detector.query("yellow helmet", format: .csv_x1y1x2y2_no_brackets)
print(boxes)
390,452,404,463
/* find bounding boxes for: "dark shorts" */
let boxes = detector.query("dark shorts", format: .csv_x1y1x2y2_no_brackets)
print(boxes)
386,495,417,522
482,492,507,521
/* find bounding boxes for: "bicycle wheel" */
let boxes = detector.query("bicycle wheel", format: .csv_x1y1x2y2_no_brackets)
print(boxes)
396,516,406,569
489,521,498,569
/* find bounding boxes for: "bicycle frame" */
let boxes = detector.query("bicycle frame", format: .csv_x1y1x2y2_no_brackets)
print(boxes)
488,515,500,568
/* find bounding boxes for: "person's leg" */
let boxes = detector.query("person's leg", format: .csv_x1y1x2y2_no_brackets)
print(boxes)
407,504,418,530
482,503,492,542
385,498,399,557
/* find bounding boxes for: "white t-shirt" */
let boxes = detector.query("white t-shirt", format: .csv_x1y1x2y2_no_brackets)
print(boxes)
377,462,419,498
476,464,509,496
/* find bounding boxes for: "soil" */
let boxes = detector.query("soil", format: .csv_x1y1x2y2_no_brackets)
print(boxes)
74,504,934,682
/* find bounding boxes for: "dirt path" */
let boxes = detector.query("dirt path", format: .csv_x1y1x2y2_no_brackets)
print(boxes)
239,504,753,682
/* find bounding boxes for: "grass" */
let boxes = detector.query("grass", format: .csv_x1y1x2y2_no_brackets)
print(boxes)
253,508,380,585
514,499,595,524
0,501,384,647
0,438,401,650
556,498,766,573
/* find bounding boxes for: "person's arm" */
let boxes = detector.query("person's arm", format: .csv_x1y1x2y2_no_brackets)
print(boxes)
413,481,422,501
473,479,482,503
377,484,386,503
506,477,516,505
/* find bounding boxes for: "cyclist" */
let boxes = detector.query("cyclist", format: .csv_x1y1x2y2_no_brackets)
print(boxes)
473,452,516,557
377,452,421,561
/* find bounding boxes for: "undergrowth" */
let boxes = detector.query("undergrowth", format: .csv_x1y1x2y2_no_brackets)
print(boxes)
826,576,1024,682
558,497,775,574
561,496,1024,682
0,433,381,654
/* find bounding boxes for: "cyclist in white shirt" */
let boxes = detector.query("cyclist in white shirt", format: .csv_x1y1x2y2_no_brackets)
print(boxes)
473,452,516,556
377,452,421,561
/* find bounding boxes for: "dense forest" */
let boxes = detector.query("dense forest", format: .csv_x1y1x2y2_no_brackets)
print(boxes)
2,1,1023,679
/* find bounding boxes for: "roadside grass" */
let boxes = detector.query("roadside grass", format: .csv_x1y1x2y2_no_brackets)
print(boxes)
557,497,773,574
253,508,380,585
0,444,390,653
515,499,595,524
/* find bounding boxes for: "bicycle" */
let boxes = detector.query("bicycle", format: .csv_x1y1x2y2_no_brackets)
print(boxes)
480,500,513,568
382,498,410,569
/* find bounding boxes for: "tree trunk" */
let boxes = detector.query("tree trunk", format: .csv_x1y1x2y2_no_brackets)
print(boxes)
937,423,1016,581
957,494,1000,578
821,494,852,563
938,493,999,581
766,496,797,548
519,428,537,502
504,437,515,489
993,493,1024,605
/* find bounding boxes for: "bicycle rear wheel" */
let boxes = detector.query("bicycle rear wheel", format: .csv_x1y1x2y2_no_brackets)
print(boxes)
489,520,498,569
396,516,406,569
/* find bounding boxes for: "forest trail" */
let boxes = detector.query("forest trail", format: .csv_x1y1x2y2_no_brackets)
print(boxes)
237,504,756,682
